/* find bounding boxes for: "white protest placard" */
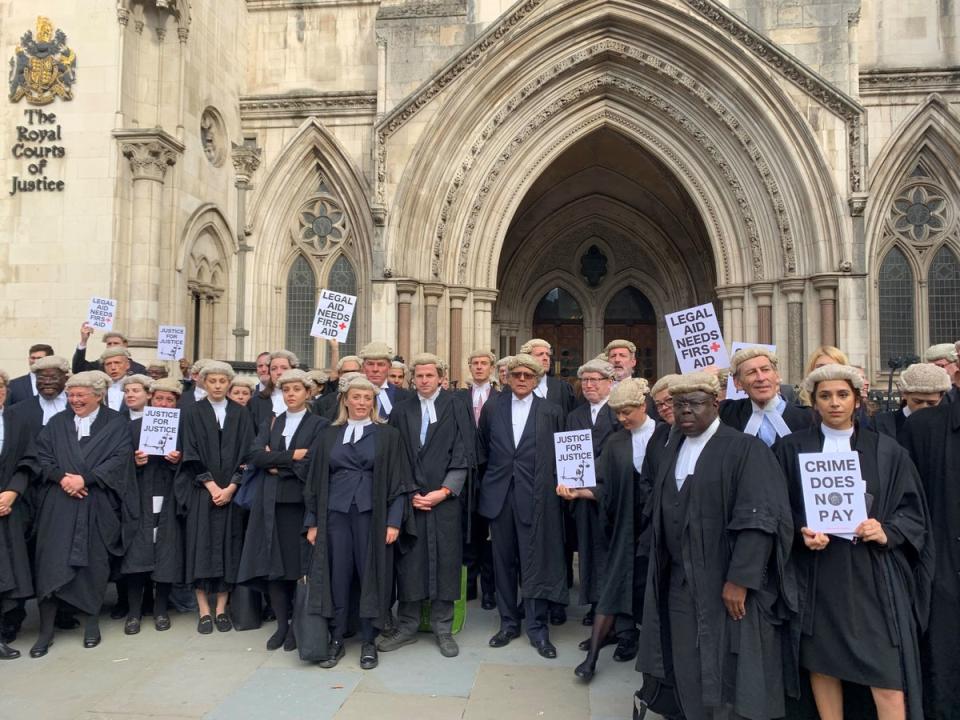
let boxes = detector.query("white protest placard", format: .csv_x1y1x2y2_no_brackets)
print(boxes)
799,451,868,537
87,296,117,331
138,407,181,456
665,302,729,373
726,342,777,400
157,325,186,360
554,430,596,489
310,289,357,343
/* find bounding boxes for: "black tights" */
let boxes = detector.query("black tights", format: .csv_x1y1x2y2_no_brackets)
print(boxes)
268,580,295,641
126,575,171,618
35,599,99,646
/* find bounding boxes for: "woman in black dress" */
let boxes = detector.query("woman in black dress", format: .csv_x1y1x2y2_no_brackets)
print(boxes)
774,364,932,720
238,369,328,651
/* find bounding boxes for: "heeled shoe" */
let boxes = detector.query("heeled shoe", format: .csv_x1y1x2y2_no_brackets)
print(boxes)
574,657,597,681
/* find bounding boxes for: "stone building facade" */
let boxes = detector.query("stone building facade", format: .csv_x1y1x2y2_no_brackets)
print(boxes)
2,0,958,386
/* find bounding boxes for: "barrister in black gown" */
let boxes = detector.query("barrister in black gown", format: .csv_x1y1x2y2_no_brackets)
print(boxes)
560,360,620,626
719,346,814,447
303,376,412,670
637,372,796,720
358,341,413,421
122,378,185,634
874,363,951,444
226,374,258,409
382,354,475,658
0,372,39,659
900,377,960,719
478,354,566,658
30,371,138,657
72,324,147,376
249,350,301,430
174,361,255,634
558,377,660,681
776,364,932,720
239,369,328,651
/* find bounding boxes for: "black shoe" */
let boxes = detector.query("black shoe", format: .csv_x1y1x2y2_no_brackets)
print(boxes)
360,642,378,670
214,613,232,632
266,626,287,651
582,608,594,626
29,638,53,658
110,603,129,621
574,657,596,681
531,638,557,659
318,639,345,668
613,634,639,662
123,617,141,635
0,641,20,659
549,607,567,626
481,593,497,611
83,631,101,649
488,629,520,648
154,614,171,632
578,632,618,652
283,630,297,652
197,615,213,635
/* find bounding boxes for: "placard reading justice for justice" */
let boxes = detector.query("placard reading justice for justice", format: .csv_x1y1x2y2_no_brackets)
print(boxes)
157,325,186,361
665,303,729,373
554,430,596,489
310,289,357,343
138,407,180,457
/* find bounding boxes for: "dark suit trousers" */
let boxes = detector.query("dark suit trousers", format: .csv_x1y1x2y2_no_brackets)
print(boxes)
327,505,376,642
464,511,495,597
489,485,549,643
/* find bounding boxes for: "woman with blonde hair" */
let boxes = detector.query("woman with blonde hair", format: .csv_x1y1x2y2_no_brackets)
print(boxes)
303,376,412,670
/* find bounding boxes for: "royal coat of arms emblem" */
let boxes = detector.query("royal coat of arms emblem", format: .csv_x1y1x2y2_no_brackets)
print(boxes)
8,16,77,105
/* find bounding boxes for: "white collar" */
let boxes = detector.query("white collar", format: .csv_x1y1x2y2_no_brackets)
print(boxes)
285,408,307,419
344,417,373,443
674,417,721,480
512,392,534,406
590,398,609,415
821,423,854,452
39,392,67,425
472,381,491,395
282,408,307,439
901,406,913,418
534,374,548,398
419,387,441,422
74,407,101,439
128,408,145,421
743,395,791,438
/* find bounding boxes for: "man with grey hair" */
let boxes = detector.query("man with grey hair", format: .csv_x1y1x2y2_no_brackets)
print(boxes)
100,348,134,411
73,323,147,375
382,353,475,658
359,342,412,420
875,363,952,441
604,339,637,383
519,338,576,417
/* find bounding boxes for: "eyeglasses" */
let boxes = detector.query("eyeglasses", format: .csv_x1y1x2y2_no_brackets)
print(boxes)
510,371,537,380
654,400,672,410
580,378,609,385
672,398,711,411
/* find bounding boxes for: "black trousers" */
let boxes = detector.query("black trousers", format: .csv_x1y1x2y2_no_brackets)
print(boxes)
488,486,548,643
464,511,495,598
327,505,376,643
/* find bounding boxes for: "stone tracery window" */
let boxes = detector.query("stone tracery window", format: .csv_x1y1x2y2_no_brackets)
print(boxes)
286,255,317,369
877,247,915,363
928,245,960,345
327,255,358,357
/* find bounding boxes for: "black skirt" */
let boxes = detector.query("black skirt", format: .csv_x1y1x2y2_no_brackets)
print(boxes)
275,502,307,581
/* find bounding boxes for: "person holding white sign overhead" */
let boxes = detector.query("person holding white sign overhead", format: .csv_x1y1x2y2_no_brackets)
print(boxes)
72,324,147,375
719,347,813,447
773,364,932,720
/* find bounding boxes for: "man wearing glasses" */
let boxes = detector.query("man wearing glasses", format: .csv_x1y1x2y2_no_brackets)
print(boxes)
477,354,566,659
637,372,795,720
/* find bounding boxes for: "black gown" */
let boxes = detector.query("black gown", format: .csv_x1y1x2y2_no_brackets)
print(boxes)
174,398,254,591
122,418,184,584
238,411,328,583
775,427,932,718
0,408,38,605
302,423,413,627
34,408,138,615
900,402,960,719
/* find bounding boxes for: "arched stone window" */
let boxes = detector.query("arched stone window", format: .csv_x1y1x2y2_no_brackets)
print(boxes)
928,245,960,345
286,255,317,369
327,255,358,357
532,287,583,377
878,247,915,363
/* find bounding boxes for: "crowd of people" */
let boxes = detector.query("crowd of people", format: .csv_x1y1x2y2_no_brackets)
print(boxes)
1,323,960,720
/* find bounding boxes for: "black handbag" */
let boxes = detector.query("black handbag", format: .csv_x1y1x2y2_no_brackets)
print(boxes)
292,575,330,663
634,674,683,720
229,585,263,631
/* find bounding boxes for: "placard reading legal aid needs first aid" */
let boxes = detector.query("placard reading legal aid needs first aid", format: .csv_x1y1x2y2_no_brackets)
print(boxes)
87,296,117,331
138,407,180,456
799,451,868,538
665,303,729,373
310,289,356,343
554,430,596,489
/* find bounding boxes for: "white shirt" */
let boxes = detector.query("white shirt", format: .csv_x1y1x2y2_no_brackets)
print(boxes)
282,408,307,446
820,423,854,453
675,417,721,486
208,398,227,429
193,385,207,402
39,392,67,425
0,410,4,455
534,375,549,399
471,382,491,409
511,393,534,446
589,398,608,425
128,408,144,421
29,372,37,397
418,387,441,424
270,388,286,416
75,407,101,440
378,381,393,416
631,416,657,473
343,417,373,444
106,383,124,411
901,406,913,418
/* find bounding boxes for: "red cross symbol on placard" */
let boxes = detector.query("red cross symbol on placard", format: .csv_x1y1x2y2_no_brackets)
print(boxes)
710,342,720,352
339,322,347,330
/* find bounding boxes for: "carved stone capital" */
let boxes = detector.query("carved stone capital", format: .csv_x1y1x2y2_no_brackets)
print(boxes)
231,142,262,184
779,278,806,302
811,275,839,299
750,282,775,304
848,192,868,217
472,288,499,306
177,26,190,43
117,8,131,26
422,283,445,301
448,285,470,308
114,128,185,182
395,279,419,303
714,285,746,302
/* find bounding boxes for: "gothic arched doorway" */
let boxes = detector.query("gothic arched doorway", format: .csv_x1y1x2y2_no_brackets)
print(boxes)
532,287,584,378
604,286,657,381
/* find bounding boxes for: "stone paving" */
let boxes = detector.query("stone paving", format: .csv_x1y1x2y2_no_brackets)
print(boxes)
3,595,652,720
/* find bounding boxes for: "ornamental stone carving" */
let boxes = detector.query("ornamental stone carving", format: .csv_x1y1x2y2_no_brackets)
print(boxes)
890,183,950,246
294,178,350,254
121,140,178,181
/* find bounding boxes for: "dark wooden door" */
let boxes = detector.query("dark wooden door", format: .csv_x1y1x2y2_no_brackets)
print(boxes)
604,322,657,381
532,322,583,378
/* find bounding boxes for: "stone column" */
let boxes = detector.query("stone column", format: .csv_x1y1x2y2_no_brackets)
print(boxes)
154,26,166,128
395,280,418,362
715,285,746,341
115,7,130,128
231,141,262,361
780,279,806,383
116,129,183,344
751,283,775,345
812,276,839,348
175,27,189,139
422,283,445,355
448,287,469,386
473,289,498,354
